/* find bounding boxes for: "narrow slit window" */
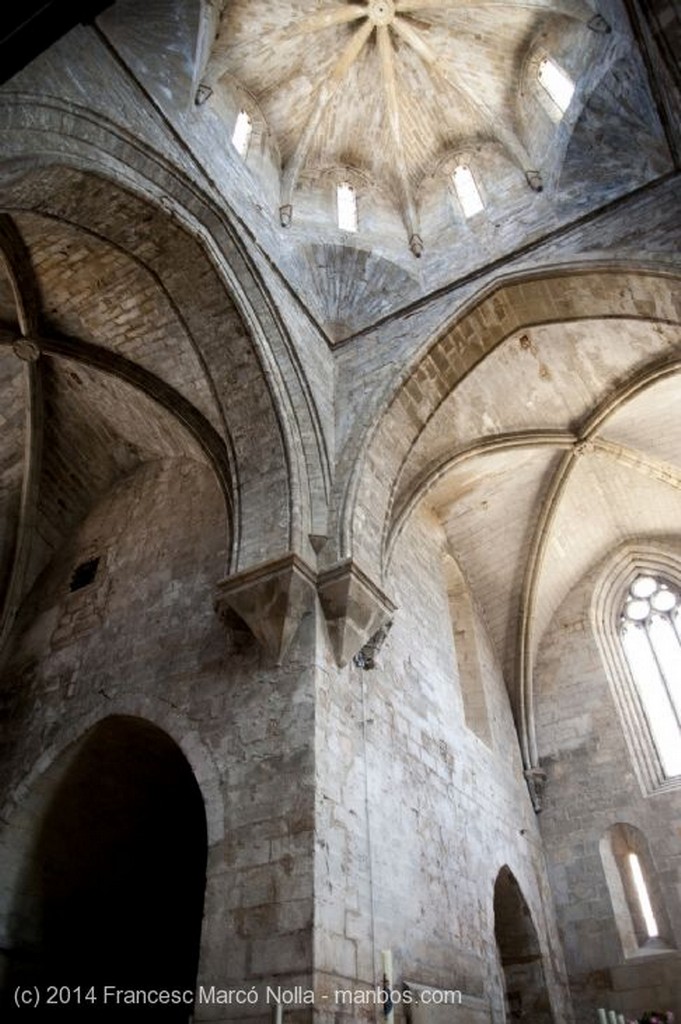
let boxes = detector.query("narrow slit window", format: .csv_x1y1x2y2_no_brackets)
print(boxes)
538,57,575,114
231,110,252,157
337,182,358,232
628,853,659,939
453,165,484,219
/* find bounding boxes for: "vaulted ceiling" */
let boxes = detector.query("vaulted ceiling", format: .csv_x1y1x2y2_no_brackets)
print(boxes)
422,319,681,690
0,204,223,653
0,0,678,759
186,0,672,337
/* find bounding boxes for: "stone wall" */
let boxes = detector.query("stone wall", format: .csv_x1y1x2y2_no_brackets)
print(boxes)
0,459,574,1023
0,456,318,1023
535,549,681,1021
313,507,572,1023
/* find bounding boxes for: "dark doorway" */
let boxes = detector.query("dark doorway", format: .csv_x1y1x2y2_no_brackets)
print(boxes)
493,866,554,1023
4,716,207,1019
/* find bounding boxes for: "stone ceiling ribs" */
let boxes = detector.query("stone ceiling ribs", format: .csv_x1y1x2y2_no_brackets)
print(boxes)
516,355,681,772
396,0,609,32
0,216,44,661
376,24,422,255
279,18,374,223
391,16,540,186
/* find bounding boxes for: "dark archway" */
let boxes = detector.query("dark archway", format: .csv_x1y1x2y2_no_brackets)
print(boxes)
4,716,207,1019
494,866,553,1023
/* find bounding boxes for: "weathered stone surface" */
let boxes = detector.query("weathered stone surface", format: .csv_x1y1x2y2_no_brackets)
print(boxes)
317,560,396,668
0,2,678,1021
215,554,317,664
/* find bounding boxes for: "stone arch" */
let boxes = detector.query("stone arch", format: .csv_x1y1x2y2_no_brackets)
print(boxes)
0,713,212,1017
493,865,554,1023
0,94,331,569
599,822,677,958
1,695,225,847
346,267,681,581
343,266,681,772
592,542,681,795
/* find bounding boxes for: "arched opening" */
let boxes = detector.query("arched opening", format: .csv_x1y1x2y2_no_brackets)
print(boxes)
600,822,677,959
493,867,553,1022
592,546,681,795
3,716,207,1018
619,573,681,779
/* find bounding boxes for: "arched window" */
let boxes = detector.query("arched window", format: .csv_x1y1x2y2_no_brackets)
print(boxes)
452,164,484,219
336,182,358,232
600,823,676,957
231,109,252,156
619,574,681,779
537,56,574,114
592,548,681,795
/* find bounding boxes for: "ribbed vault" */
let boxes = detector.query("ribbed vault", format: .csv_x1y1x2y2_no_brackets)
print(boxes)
348,268,681,771
0,207,233,661
0,161,316,656
180,0,673,339
200,0,612,250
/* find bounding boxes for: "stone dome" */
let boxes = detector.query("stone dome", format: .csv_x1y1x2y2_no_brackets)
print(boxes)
196,1,610,242
192,0,665,337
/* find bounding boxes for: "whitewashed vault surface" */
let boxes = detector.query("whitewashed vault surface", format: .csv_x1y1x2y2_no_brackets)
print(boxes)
194,0,670,335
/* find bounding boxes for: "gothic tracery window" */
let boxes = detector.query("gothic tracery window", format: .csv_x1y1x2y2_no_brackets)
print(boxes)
619,574,681,779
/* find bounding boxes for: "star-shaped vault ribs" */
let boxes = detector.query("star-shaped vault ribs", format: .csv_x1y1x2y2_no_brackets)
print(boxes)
200,0,610,252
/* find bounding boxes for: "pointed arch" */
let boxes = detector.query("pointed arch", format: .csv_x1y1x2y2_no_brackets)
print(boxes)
0,96,332,569
493,866,554,1023
592,543,681,795
0,714,212,1013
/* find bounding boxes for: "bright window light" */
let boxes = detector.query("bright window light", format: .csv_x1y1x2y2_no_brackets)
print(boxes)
620,575,681,778
538,57,575,114
337,182,358,232
628,853,659,939
453,165,484,219
231,110,252,157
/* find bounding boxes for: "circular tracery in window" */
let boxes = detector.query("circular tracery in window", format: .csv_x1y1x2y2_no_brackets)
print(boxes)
619,572,681,780
623,575,679,624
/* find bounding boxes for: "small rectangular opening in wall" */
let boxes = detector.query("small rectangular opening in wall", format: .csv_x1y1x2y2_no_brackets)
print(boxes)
70,557,100,593
231,109,252,157
337,182,358,232
538,57,574,114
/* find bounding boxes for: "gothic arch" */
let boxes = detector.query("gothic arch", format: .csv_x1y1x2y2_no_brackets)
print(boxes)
0,712,216,1014
493,865,555,1023
347,267,680,576
344,266,681,777
1,695,225,846
0,94,332,570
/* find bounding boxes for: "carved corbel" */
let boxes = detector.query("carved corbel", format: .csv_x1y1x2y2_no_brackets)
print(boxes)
215,553,317,663
318,560,397,668
524,766,548,813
